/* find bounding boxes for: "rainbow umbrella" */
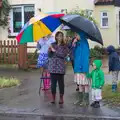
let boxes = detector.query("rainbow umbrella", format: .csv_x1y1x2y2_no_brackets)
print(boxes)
16,12,64,44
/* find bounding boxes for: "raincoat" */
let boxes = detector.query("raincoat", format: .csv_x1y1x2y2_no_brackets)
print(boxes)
107,45,120,72
87,60,104,89
73,32,90,73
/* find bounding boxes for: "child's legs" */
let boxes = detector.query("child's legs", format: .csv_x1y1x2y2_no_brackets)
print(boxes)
91,89,96,102
95,89,102,101
43,69,47,88
112,71,119,85
45,70,50,86
46,72,50,86
42,69,50,89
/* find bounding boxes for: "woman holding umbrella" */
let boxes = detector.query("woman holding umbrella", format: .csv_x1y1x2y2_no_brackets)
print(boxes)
73,32,90,106
60,14,103,106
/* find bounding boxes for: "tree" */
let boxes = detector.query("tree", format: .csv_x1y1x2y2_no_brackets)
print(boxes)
65,6,97,36
0,0,11,28
68,6,96,24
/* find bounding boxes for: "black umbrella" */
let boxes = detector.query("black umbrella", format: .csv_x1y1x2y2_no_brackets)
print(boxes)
60,14,103,45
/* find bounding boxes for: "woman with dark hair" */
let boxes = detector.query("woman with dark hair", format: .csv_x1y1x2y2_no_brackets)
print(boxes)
48,31,69,104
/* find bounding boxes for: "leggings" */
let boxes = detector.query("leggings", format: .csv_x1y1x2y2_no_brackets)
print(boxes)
50,73,64,94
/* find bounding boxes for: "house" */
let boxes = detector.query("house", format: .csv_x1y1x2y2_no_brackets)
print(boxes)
1,0,120,48
94,0,120,47
0,0,94,41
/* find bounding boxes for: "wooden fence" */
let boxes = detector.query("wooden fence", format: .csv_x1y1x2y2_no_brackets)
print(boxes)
0,40,37,69
0,40,18,64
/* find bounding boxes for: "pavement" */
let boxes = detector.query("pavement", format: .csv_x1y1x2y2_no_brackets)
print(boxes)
0,66,120,120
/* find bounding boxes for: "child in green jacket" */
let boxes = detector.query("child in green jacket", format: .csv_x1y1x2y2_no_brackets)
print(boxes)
87,60,104,108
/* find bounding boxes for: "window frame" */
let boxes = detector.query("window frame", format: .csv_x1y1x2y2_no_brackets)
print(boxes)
100,11,109,29
9,5,34,36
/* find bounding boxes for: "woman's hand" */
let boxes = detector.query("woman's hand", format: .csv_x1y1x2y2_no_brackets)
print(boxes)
49,46,56,52
72,38,78,47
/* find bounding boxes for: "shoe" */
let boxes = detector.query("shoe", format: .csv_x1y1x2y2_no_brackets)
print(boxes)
76,85,79,91
76,88,79,91
59,94,64,104
83,93,89,106
112,84,117,92
90,102,95,107
74,92,83,105
51,94,56,104
93,101,100,108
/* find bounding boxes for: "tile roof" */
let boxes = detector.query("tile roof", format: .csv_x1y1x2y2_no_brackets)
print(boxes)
94,0,113,4
95,0,113,3
95,0,120,7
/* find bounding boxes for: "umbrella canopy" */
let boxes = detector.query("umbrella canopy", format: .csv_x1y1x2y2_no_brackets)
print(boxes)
61,25,71,30
16,12,64,44
60,14,103,45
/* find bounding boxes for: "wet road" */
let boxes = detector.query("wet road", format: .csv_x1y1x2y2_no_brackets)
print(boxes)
1,114,120,120
0,67,120,120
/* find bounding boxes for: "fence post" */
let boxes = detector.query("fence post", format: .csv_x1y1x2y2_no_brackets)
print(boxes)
18,44,28,69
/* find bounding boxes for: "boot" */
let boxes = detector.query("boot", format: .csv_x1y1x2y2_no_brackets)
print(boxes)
93,101,100,108
115,84,117,92
59,94,64,104
112,84,117,92
112,84,115,92
90,101,95,107
76,84,79,91
74,92,83,105
82,93,89,106
51,94,56,104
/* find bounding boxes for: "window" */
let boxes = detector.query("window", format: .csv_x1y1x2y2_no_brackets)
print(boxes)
101,12,108,28
9,5,34,36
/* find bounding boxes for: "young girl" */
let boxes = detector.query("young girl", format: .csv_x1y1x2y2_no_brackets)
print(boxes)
73,32,90,105
48,31,69,104
37,35,55,90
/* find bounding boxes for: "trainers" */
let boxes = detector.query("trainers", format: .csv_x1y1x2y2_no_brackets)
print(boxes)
76,88,79,91
93,101,100,108
90,102,95,107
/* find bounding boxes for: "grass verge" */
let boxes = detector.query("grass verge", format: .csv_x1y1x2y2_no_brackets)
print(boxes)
0,76,20,89
102,82,120,106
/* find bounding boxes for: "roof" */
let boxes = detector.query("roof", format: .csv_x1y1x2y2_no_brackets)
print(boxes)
94,0,120,7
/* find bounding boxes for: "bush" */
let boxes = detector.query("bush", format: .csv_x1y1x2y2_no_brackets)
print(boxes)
90,45,107,60
90,48,102,59
94,45,107,55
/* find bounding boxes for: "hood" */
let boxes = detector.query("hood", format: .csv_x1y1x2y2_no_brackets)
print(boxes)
79,32,87,40
93,60,102,69
107,45,115,54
